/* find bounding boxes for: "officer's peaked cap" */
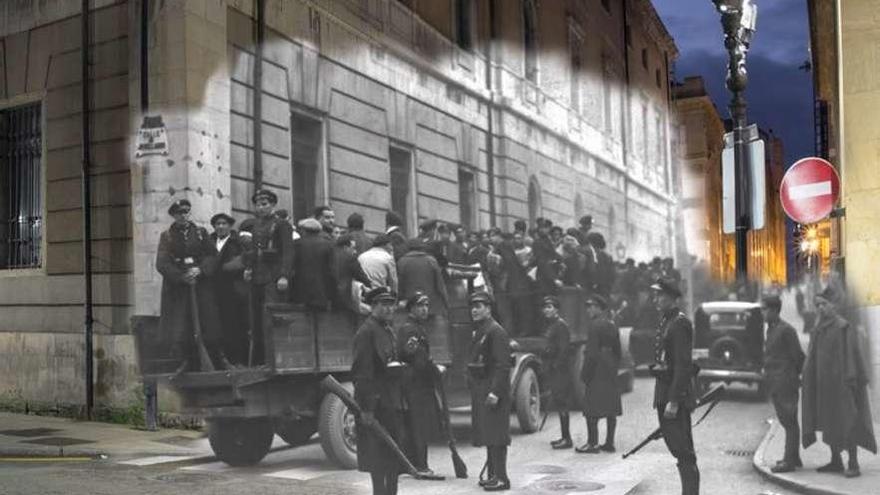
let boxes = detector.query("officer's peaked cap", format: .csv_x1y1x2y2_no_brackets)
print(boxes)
365,286,397,305
469,290,493,306
650,278,682,299
585,293,609,310
542,295,560,308
168,199,191,216
252,188,278,204
406,291,430,310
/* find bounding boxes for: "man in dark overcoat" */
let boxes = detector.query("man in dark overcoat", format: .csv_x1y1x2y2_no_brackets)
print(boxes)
650,278,699,495
761,294,806,473
347,212,373,256
397,291,440,476
239,189,294,365
577,294,622,454
333,234,373,314
540,295,574,450
352,286,407,495
156,199,227,373
802,287,877,478
209,213,248,365
291,218,336,311
397,239,449,319
468,291,512,492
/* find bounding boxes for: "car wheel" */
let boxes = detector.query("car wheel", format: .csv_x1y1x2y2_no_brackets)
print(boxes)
515,367,541,433
318,384,358,470
208,417,274,467
274,417,317,447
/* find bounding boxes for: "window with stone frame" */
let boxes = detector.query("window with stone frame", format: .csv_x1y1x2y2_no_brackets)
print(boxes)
0,102,42,270
523,0,539,83
603,65,614,135
454,0,474,51
458,167,476,230
568,20,585,113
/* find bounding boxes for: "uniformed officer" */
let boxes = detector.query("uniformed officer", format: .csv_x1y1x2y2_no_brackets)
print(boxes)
650,278,699,495
238,189,294,365
468,291,512,492
760,294,806,473
577,294,622,454
352,286,407,495
540,295,574,450
155,199,229,373
397,291,440,477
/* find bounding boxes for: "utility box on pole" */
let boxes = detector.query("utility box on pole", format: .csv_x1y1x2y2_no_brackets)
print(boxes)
722,125,766,233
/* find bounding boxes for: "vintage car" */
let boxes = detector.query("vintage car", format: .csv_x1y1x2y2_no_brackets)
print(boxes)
693,301,765,395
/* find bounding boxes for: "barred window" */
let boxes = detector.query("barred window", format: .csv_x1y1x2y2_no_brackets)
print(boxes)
0,103,42,269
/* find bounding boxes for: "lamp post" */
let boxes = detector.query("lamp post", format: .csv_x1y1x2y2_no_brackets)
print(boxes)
712,0,757,285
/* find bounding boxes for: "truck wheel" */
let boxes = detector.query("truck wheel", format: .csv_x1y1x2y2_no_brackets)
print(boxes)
208,417,273,467
274,417,317,447
319,384,358,469
515,367,541,433
570,343,587,410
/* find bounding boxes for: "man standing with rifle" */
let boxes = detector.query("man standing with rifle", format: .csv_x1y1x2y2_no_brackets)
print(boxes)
649,278,699,495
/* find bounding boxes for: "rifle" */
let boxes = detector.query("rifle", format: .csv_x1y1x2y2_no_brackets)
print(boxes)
430,365,468,478
320,375,444,481
622,383,725,459
188,284,215,372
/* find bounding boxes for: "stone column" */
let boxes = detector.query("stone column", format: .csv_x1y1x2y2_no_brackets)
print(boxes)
130,0,231,317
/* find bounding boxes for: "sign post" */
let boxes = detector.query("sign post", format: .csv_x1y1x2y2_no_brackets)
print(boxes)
780,157,841,224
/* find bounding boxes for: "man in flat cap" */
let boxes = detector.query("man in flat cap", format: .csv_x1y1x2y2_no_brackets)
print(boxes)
209,213,248,365
352,286,407,495
156,199,229,372
396,291,440,476
540,295,574,450
239,189,294,365
802,286,876,478
649,278,699,495
577,293,622,454
291,218,335,311
468,291,512,491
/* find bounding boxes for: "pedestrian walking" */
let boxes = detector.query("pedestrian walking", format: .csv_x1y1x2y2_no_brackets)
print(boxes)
577,294,622,454
468,291,512,492
209,213,248,365
397,291,440,476
649,278,699,495
156,200,229,373
540,295,574,450
760,294,806,473
802,286,876,478
352,286,407,495
291,218,336,311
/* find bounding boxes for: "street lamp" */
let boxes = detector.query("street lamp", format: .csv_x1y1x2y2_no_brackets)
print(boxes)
712,0,758,285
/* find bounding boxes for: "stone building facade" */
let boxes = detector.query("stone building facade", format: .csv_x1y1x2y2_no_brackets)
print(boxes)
0,0,679,409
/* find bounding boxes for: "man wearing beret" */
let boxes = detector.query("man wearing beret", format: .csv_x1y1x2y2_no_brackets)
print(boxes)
239,189,295,364
577,294,622,454
209,213,248,365
650,278,699,495
156,199,228,372
396,291,440,476
352,287,407,495
468,291,512,491
540,295,574,450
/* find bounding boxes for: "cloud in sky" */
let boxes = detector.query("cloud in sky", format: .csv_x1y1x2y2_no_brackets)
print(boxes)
653,0,814,165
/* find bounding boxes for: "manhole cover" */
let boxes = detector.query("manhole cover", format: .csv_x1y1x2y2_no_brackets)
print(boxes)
21,437,95,446
152,435,201,447
532,479,605,492
0,428,62,437
724,449,755,457
154,472,219,483
520,464,567,474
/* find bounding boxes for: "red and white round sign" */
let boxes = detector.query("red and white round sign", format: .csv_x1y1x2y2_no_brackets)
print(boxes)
780,157,840,224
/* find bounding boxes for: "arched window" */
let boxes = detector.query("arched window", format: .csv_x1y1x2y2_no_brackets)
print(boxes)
528,176,542,226
522,0,538,82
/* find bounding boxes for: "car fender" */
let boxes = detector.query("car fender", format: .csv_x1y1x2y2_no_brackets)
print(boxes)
509,351,542,397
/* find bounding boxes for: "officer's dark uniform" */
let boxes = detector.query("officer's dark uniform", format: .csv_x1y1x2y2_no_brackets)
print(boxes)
238,189,294,364
763,297,805,471
352,287,407,495
397,292,440,473
651,279,699,495
468,291,512,491
540,296,574,449
579,294,622,453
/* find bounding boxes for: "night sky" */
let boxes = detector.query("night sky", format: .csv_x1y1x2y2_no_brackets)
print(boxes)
653,0,815,166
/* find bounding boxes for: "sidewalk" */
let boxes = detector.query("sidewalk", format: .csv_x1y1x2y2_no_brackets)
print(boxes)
753,419,880,495
0,411,213,460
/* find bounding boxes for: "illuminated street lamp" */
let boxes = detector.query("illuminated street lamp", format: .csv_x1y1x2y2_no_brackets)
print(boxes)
711,0,758,284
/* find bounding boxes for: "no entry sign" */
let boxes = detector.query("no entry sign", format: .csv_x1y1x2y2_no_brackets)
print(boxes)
780,157,840,224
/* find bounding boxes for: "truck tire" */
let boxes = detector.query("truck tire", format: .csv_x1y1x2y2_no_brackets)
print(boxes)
274,417,317,447
208,417,274,467
515,367,541,433
319,384,358,469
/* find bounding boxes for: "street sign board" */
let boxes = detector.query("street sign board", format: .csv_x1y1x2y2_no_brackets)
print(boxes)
721,126,765,233
780,157,840,224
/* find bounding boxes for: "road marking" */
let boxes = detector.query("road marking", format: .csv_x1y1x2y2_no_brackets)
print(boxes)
789,181,831,200
119,455,201,466
0,456,94,462
264,465,340,481
181,461,233,473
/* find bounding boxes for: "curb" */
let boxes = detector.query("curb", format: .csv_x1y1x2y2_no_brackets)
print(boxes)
751,420,850,495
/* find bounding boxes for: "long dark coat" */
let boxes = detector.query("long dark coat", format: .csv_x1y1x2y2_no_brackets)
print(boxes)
653,308,697,411
763,318,805,395
352,315,407,473
210,231,248,364
397,316,440,443
802,314,877,453
593,250,616,297
156,222,221,359
532,235,561,295
581,316,622,417
468,317,512,447
291,231,336,309
397,250,449,317
542,317,573,410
